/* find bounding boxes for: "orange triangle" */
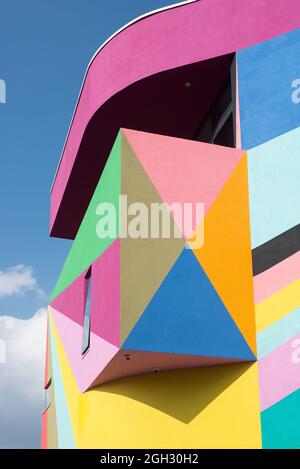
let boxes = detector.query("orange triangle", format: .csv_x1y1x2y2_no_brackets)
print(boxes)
122,128,245,236
189,155,256,354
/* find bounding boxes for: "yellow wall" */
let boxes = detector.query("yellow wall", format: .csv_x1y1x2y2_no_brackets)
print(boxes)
50,313,262,448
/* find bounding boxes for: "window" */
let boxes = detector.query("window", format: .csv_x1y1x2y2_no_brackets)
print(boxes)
44,378,51,412
82,267,92,355
194,58,236,147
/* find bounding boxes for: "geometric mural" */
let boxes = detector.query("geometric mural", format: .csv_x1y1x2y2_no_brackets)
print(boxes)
239,32,300,450
43,0,300,450
47,311,262,449
49,130,256,391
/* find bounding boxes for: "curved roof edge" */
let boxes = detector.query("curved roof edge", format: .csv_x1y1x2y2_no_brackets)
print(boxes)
50,0,197,193
50,0,300,239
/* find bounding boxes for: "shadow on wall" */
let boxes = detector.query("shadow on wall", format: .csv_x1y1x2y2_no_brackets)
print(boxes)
91,361,253,423
52,53,234,239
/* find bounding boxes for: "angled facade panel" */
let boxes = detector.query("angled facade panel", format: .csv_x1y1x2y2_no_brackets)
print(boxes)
43,0,300,449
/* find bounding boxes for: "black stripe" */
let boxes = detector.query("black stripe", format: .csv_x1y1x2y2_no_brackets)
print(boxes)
252,224,300,276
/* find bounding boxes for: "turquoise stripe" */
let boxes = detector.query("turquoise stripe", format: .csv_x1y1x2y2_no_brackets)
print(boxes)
257,306,300,358
248,127,300,249
261,389,300,449
49,317,75,449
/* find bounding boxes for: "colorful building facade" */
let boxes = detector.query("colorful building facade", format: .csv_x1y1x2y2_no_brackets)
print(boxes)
42,0,300,449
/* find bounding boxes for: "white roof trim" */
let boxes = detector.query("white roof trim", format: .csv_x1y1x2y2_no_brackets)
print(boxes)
50,0,199,193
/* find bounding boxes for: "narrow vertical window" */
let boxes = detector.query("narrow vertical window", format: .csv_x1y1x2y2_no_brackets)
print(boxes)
44,378,51,412
82,267,92,355
194,56,236,147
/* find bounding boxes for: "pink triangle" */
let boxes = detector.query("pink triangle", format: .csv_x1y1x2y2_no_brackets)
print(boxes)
50,306,118,393
50,270,87,327
123,129,245,235
50,238,120,347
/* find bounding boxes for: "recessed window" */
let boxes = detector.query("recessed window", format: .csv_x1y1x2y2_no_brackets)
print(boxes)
82,267,92,355
194,58,236,147
44,378,51,412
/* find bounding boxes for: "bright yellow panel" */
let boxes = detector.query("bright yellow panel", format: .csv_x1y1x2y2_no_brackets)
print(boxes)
256,277,300,332
50,312,262,449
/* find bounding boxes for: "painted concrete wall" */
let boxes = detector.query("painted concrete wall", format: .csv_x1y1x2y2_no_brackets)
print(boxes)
45,129,261,447
238,29,300,448
44,3,300,450
50,0,300,238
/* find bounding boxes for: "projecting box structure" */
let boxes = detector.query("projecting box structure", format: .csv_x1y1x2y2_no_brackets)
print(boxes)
42,0,300,449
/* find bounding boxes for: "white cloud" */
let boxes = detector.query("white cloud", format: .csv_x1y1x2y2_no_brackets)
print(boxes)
0,265,45,299
0,308,47,448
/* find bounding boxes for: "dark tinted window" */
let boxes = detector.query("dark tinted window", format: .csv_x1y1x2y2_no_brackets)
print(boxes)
194,73,234,147
82,268,92,355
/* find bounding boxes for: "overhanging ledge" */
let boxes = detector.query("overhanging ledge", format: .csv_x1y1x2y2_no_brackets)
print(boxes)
50,0,300,239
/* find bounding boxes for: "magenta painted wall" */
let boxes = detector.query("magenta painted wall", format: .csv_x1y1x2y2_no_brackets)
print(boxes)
50,269,88,326
50,239,120,346
90,238,120,347
50,0,300,235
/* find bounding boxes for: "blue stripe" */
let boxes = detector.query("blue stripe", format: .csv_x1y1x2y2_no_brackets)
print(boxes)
49,315,76,449
257,306,300,359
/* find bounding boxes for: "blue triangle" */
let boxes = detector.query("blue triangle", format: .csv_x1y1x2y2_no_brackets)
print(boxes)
122,249,256,360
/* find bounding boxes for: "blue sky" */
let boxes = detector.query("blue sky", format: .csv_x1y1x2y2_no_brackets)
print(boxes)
0,0,185,448
0,0,181,318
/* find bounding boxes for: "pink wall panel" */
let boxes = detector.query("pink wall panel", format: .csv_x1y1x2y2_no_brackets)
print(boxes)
50,269,88,326
90,238,120,346
254,251,300,305
51,0,300,233
50,306,118,393
258,333,300,411
123,128,244,235
41,411,47,449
